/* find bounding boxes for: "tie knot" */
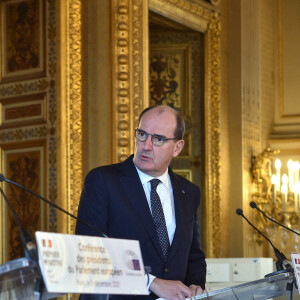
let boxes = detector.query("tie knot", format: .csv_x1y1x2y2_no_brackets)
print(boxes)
150,179,160,190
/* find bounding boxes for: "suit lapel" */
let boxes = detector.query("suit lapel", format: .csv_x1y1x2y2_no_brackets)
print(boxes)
119,156,165,261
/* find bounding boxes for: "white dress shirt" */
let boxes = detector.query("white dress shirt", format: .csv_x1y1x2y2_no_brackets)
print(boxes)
135,165,176,289
135,167,176,244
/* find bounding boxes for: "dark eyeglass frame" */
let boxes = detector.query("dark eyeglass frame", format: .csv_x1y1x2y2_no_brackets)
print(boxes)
135,128,177,146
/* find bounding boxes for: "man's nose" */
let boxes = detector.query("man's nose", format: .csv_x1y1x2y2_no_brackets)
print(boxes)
143,135,153,150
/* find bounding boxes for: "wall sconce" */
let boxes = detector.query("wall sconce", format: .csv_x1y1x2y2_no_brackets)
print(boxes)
251,148,300,249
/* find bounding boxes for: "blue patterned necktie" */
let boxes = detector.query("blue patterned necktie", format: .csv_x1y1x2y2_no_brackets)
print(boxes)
150,179,170,261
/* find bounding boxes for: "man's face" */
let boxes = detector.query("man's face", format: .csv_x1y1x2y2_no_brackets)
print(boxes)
133,107,184,177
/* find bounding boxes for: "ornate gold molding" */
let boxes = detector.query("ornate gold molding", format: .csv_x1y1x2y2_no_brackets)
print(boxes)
205,13,221,258
68,0,83,232
111,0,148,163
0,79,50,97
111,0,221,257
58,0,83,236
149,0,214,31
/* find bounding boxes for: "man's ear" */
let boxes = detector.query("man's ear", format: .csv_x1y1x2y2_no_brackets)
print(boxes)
173,140,184,157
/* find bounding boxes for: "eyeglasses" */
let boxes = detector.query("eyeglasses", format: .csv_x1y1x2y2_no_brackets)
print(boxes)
135,129,177,147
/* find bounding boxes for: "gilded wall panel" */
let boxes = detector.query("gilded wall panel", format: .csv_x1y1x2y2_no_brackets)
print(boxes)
0,142,46,261
0,93,47,128
0,0,57,263
0,0,46,82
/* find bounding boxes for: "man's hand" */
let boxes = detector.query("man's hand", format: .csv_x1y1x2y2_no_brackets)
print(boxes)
149,278,193,300
189,284,208,296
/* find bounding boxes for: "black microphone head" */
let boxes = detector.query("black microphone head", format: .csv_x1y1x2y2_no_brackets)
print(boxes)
236,208,243,215
0,174,5,182
250,201,257,208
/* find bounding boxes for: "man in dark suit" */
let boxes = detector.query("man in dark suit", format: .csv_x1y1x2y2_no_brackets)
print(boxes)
76,105,207,299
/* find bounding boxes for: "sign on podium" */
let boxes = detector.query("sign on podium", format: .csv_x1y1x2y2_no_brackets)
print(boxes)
35,232,148,296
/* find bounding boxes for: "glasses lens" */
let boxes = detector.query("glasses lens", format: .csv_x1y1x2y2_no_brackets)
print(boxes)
152,135,165,146
136,129,147,141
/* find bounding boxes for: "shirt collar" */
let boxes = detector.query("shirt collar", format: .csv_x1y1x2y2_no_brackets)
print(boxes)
135,164,169,188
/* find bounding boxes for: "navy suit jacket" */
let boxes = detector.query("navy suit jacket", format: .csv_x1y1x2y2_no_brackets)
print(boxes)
75,155,206,299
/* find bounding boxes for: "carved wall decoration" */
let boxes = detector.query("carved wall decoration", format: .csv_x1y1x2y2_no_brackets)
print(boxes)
0,93,47,128
67,0,83,232
205,13,221,257
68,0,83,232
2,144,46,260
111,0,148,163
150,51,183,107
57,0,83,235
1,0,45,82
0,79,50,97
0,0,57,263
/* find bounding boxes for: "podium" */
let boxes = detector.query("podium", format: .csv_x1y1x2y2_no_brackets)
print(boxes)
0,258,296,300
0,257,61,300
195,271,296,299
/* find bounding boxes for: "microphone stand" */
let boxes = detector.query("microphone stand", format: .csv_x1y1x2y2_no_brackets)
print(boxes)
0,174,108,238
250,201,299,298
0,188,44,299
236,208,296,300
236,208,296,299
250,201,300,236
236,208,293,272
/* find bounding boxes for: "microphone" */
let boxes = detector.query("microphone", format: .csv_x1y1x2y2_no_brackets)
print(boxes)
236,208,292,272
0,174,108,238
250,201,300,236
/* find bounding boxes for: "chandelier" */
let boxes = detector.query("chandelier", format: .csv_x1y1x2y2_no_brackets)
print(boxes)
251,148,300,250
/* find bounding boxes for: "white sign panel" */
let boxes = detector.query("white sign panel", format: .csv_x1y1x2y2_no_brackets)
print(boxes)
291,253,300,295
35,232,148,295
